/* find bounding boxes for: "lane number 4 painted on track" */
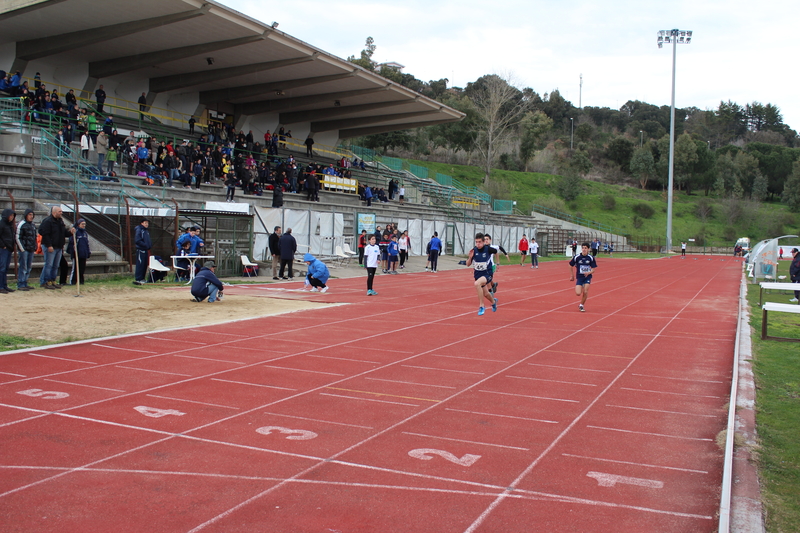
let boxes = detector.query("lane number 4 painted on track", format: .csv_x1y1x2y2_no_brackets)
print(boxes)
256,426,318,440
17,389,69,400
408,448,481,467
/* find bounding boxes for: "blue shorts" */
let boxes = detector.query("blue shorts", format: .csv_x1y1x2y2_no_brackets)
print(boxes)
576,275,592,286
388,255,398,263
381,251,388,261
474,272,493,284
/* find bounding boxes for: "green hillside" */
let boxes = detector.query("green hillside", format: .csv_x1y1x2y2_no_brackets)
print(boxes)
407,158,795,245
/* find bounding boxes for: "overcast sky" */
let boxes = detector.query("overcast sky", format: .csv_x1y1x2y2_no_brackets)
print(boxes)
231,0,799,132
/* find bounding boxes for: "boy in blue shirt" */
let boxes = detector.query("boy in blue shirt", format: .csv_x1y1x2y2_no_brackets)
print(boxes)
569,242,598,312
466,232,497,316
428,232,442,273
387,234,399,274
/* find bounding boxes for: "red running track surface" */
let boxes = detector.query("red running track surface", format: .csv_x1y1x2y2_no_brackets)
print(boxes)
0,256,742,532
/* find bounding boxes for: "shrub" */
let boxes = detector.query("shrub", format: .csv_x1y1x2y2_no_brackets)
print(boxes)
723,226,737,241
601,194,616,211
536,195,567,213
632,202,655,219
695,198,713,222
556,173,584,202
632,215,643,229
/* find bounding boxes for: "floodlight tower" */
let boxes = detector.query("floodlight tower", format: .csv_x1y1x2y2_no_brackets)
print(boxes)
658,29,692,253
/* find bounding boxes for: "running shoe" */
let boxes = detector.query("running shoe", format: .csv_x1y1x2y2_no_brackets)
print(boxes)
310,287,319,292
791,298,799,303
579,304,585,312
321,286,329,293
492,298,498,312
492,281,498,293
478,307,485,316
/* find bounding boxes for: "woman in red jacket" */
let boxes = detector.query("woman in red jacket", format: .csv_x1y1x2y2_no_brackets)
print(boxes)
518,234,529,265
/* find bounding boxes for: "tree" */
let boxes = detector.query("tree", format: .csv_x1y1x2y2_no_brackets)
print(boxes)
575,123,593,143
752,171,769,201
347,37,376,71
782,161,800,211
715,152,737,195
630,146,656,189
734,151,760,196
466,74,531,184
556,173,583,201
605,137,634,171
362,130,412,153
519,111,553,170
570,151,592,176
673,133,698,192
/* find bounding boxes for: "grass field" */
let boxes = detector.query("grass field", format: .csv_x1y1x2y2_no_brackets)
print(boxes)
406,158,795,246
747,261,800,532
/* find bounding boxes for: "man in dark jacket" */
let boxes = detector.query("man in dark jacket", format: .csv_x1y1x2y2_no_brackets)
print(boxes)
790,248,800,303
38,206,67,289
15,208,36,291
278,227,296,279
95,85,106,114
191,260,223,303
269,226,282,280
0,208,16,293
134,218,151,285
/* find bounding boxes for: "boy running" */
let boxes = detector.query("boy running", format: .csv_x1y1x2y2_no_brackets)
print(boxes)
467,233,497,316
364,235,381,295
484,234,508,294
569,242,597,312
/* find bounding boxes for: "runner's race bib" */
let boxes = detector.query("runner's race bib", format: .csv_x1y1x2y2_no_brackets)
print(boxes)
474,262,488,271
580,265,592,274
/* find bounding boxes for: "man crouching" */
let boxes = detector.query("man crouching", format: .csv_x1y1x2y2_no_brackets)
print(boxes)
191,260,224,303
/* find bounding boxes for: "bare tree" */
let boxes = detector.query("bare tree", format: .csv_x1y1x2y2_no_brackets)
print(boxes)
468,73,530,185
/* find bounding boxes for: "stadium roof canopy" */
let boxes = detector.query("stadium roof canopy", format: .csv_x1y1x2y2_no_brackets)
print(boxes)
0,0,464,141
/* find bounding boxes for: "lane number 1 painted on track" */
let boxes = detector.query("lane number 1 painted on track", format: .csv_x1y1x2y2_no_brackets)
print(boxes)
408,448,481,467
256,426,318,440
17,389,69,400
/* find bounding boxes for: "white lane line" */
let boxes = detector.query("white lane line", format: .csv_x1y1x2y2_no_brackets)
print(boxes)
262,412,373,429
587,425,713,442
606,404,718,418
631,373,724,384
319,392,419,407
263,365,344,376
366,377,456,389
0,371,26,377
189,329,247,337
506,375,597,387
92,343,158,354
115,366,192,377
431,354,508,364
562,453,708,474
402,365,484,375
210,378,296,391
145,394,239,410
619,387,722,399
172,354,246,365
402,431,529,451
479,390,579,403
445,408,558,424
28,353,97,365
306,354,382,364
44,379,125,393
528,363,612,373
144,336,207,345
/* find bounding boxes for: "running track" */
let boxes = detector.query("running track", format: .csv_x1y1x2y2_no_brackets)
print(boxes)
0,256,742,532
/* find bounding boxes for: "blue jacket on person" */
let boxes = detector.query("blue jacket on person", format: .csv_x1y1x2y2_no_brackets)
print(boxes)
68,224,91,259
304,253,330,284
134,224,151,251
430,236,442,252
191,266,223,298
364,186,373,199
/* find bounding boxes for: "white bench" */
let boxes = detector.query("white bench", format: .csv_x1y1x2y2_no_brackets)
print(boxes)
759,281,798,305
761,302,800,341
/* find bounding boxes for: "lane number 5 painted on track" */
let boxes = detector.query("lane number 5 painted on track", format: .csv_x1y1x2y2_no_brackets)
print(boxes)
408,448,481,467
256,426,318,440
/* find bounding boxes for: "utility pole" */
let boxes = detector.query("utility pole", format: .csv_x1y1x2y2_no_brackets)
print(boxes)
579,74,583,109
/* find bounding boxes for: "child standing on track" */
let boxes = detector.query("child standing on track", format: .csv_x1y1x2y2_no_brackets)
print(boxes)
387,234,399,274
569,242,597,312
467,232,497,316
364,234,381,296
530,237,539,269
518,234,529,265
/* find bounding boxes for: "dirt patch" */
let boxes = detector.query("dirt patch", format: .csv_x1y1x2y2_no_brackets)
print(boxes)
1,284,327,343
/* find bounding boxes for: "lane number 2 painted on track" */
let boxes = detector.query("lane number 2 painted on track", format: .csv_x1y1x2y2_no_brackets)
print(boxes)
17,389,69,400
134,406,186,418
256,426,318,440
408,448,481,467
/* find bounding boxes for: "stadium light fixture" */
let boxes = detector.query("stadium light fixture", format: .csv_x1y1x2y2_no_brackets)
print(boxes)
657,28,692,253
271,22,279,28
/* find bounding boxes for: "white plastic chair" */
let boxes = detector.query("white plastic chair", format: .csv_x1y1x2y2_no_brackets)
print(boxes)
342,242,358,257
148,256,171,283
240,255,259,277
335,245,351,266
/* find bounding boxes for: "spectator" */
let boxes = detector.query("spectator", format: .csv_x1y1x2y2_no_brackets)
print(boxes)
67,218,91,285
95,84,106,114
106,145,117,174
278,227,296,279
398,230,410,269
15,208,36,291
190,260,224,303
96,131,108,170
398,184,405,204
269,226,282,280
364,185,373,207
80,130,93,160
65,88,77,107
55,129,70,157
38,206,68,289
303,253,330,292
174,240,194,281
304,135,314,157
272,182,284,208
0,208,16,294
428,232,442,273
137,92,147,119
133,218,151,285
87,112,98,143
357,229,367,266
224,169,236,202
306,172,319,202
188,116,196,135
790,248,800,303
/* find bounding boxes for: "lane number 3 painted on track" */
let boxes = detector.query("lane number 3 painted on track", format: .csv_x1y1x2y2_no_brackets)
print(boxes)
408,448,481,467
256,426,318,440
134,406,186,418
17,389,69,400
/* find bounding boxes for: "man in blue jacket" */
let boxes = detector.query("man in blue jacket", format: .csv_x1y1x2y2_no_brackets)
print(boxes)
191,260,224,303
134,218,151,285
304,253,330,293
